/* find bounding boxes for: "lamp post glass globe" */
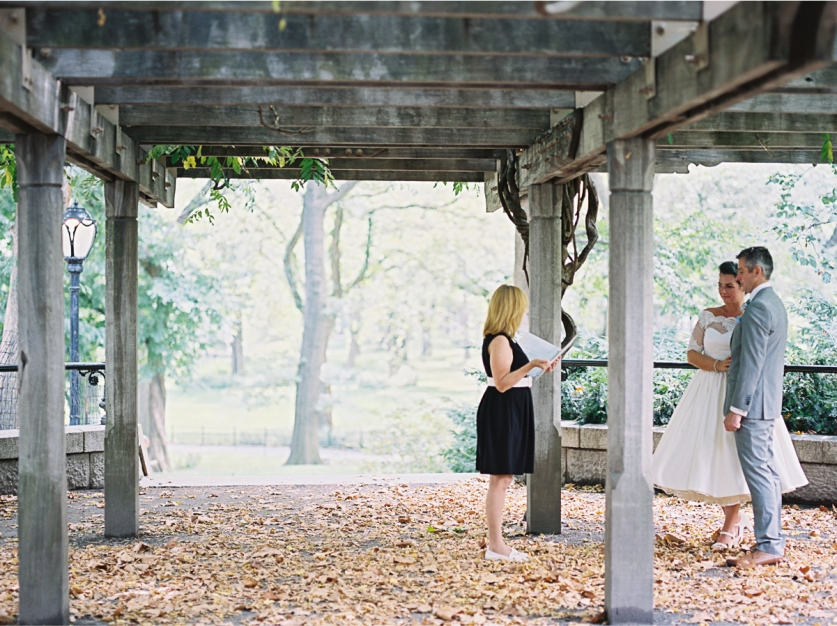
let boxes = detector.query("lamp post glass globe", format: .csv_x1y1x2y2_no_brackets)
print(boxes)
62,201,97,425
62,201,97,261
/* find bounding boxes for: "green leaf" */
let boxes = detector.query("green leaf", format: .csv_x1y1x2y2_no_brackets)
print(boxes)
667,133,674,145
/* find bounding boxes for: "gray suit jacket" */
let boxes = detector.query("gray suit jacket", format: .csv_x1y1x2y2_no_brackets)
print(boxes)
724,286,788,420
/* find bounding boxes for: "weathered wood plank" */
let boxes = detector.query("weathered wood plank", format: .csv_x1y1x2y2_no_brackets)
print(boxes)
654,148,823,165
173,158,497,172
518,2,837,185
27,9,651,57
685,111,837,133
37,49,643,88
666,131,823,148
96,86,576,109
177,168,484,182
104,179,139,539
182,146,503,159
727,93,837,114
121,105,550,129
16,132,69,626
13,2,705,21
0,32,175,206
776,66,837,92
124,125,541,147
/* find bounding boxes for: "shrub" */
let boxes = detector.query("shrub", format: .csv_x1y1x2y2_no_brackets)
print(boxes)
442,405,478,473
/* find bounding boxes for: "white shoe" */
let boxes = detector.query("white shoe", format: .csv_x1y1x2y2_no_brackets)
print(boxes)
485,547,528,562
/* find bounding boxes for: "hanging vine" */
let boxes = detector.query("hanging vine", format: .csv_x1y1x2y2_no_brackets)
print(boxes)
496,153,599,353
146,144,334,223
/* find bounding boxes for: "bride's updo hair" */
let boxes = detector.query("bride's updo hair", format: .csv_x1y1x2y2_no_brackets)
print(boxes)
719,261,738,277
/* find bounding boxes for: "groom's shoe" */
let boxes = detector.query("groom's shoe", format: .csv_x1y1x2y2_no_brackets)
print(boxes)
725,549,783,569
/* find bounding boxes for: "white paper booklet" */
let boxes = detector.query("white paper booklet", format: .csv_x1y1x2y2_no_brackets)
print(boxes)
515,331,562,379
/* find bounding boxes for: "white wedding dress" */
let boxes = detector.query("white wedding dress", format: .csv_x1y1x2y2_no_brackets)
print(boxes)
652,310,808,506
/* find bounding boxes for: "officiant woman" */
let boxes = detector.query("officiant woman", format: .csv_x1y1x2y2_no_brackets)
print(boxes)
477,285,558,562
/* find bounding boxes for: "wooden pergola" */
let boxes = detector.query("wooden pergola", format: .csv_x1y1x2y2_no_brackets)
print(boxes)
1,1,835,623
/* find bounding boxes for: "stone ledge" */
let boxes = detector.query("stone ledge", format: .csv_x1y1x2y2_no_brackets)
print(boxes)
560,421,837,504
0,426,105,460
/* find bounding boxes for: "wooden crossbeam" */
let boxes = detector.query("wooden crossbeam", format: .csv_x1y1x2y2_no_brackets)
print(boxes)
124,125,541,147
655,148,822,165
172,157,497,172
14,2,705,21
26,8,651,57
95,86,576,109
728,93,837,114
774,65,837,92
177,167,485,182
120,105,550,129
686,112,837,133
0,33,174,207
36,49,643,88
173,146,503,160
514,1,837,187
665,131,823,149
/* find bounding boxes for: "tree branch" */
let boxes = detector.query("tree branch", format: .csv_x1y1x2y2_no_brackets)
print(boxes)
347,215,374,293
177,181,213,224
283,218,304,313
330,204,344,298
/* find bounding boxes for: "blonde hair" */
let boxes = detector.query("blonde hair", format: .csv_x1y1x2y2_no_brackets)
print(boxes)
483,285,528,337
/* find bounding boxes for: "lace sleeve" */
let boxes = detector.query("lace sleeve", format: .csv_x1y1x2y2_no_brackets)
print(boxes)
688,310,711,353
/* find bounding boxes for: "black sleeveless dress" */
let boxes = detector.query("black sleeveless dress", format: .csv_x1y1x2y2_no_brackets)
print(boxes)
475,333,535,475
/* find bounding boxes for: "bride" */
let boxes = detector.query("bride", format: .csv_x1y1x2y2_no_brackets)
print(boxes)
652,261,807,550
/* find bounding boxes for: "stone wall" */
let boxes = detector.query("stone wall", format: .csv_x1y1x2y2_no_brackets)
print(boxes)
0,426,104,494
560,421,837,505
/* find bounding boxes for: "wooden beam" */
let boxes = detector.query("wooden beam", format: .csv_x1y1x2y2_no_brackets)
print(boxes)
177,167,485,182
517,2,837,186
653,148,823,165
120,105,550,129
727,93,837,113
685,111,837,133
0,33,175,207
665,131,823,149
124,125,541,147
95,86,577,109
774,65,837,92
37,49,643,88
180,146,503,159
26,9,652,57
15,2,705,21
171,157,496,172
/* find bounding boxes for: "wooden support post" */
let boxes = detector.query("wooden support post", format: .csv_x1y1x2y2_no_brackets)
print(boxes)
605,138,655,623
15,132,69,625
104,179,139,538
525,183,562,535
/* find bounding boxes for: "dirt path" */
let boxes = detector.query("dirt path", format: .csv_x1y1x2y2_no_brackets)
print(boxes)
0,479,833,624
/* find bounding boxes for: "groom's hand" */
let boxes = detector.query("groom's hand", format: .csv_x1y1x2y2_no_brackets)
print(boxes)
724,411,742,432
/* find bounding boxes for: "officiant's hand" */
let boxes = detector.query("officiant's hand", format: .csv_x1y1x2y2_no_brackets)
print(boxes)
724,411,742,432
527,359,552,373
544,356,561,373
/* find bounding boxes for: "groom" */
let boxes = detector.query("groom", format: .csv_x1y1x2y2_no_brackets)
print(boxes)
723,246,787,568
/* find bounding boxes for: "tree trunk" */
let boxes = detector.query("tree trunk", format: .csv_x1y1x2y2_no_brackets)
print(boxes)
231,319,244,375
148,373,170,471
347,314,361,368
0,223,18,430
287,185,333,465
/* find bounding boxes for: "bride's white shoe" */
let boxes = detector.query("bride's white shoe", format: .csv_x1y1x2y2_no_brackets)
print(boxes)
485,547,528,562
711,513,750,552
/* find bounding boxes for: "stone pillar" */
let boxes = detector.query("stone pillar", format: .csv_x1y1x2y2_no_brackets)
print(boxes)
104,180,140,538
605,138,655,623
525,183,562,535
15,133,69,625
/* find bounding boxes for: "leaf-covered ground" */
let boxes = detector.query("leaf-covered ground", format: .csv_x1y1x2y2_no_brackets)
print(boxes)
0,479,834,624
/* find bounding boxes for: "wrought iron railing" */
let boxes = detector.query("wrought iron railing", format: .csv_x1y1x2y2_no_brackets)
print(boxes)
0,362,106,430
561,359,837,374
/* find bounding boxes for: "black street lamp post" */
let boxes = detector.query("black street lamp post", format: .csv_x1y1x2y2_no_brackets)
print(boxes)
62,201,97,426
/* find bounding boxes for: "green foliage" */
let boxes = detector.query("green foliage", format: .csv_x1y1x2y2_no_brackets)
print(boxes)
441,405,477,473
147,144,334,223
0,145,15,202
361,407,452,473
822,133,833,164
769,170,836,284
561,333,609,425
433,181,474,196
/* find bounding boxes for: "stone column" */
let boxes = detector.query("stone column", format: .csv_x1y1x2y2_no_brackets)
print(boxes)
15,132,69,625
104,180,140,538
525,183,562,535
605,138,655,623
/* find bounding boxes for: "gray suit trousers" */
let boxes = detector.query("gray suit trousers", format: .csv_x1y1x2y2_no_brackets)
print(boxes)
735,418,784,555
